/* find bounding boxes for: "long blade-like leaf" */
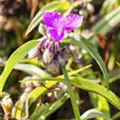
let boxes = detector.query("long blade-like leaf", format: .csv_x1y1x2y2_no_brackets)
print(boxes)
25,76,120,113
0,40,39,92
92,7,120,34
25,1,71,35
81,109,112,120
70,33,109,88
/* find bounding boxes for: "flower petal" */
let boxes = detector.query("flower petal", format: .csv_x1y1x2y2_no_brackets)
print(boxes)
43,12,63,28
49,28,67,41
64,14,83,30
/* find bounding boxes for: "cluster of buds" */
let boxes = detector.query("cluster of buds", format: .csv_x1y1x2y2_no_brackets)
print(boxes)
68,0,94,19
28,37,81,75
21,80,41,93
28,11,83,75
28,36,68,75
79,3,94,19
20,78,68,108
12,81,41,120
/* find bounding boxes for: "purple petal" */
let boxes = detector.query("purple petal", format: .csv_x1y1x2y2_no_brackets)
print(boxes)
43,12,63,28
64,14,83,31
48,28,67,41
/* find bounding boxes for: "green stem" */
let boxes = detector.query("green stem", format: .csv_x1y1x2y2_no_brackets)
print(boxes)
61,66,81,120
112,112,120,120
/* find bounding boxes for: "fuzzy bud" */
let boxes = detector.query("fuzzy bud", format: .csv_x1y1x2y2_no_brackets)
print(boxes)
87,3,94,15
28,47,40,59
47,60,61,75
43,48,54,64
58,52,67,66
79,9,88,18
69,45,79,60
58,83,67,92
38,23,47,35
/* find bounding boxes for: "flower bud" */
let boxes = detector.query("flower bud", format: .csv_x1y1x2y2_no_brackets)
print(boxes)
58,52,67,66
43,48,54,64
47,92,53,97
79,9,88,18
28,47,40,59
69,45,79,60
87,3,94,15
1,95,13,113
38,23,47,35
47,60,61,75
46,91,58,102
89,15,98,24
58,83,67,92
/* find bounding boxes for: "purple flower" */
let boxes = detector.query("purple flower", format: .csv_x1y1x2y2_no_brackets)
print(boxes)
43,12,83,41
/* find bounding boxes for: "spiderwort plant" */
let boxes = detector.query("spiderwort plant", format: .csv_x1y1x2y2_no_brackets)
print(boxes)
29,12,83,73
44,12,83,120
29,12,84,73
29,11,83,120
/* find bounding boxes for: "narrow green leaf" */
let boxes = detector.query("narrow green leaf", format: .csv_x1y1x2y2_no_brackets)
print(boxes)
12,100,23,119
92,7,120,34
72,77,120,110
27,81,57,107
112,112,120,120
25,65,92,118
117,62,120,68
37,93,69,120
22,81,58,118
109,69,120,83
89,93,110,117
12,99,29,119
97,95,110,117
89,7,120,45
25,1,71,35
70,33,109,88
0,40,39,92
24,75,120,112
100,0,120,15
81,109,112,120
61,66,81,120
20,64,92,82
14,63,49,77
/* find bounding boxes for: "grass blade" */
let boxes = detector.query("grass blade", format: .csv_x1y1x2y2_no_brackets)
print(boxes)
70,33,109,89
61,66,81,120
0,40,39,92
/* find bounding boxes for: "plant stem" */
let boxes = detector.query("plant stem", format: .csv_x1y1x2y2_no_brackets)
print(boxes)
61,66,81,120
112,112,120,120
